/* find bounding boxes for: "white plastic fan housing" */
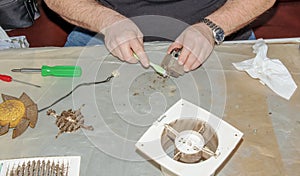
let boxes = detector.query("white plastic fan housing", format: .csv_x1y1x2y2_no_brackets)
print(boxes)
135,99,243,176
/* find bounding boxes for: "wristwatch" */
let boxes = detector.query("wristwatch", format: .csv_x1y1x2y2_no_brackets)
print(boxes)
202,18,225,45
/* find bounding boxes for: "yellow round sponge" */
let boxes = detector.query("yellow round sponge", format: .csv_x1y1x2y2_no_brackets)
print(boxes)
0,100,25,128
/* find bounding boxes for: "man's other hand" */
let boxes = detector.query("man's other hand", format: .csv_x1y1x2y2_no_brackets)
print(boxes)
168,23,215,72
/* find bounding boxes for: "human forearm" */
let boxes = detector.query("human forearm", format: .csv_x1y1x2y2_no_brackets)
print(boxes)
205,0,276,36
44,0,125,33
168,0,275,72
45,0,149,67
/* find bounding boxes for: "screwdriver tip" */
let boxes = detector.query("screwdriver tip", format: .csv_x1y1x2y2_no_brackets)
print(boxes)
11,69,21,72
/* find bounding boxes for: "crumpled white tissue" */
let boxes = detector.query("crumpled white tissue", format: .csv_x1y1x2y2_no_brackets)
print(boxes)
0,26,29,50
232,39,297,100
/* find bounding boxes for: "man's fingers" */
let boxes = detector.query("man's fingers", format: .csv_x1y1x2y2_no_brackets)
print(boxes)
183,53,197,72
101,17,148,66
110,47,124,61
167,42,182,54
178,47,190,66
191,60,202,71
119,43,138,63
131,39,149,67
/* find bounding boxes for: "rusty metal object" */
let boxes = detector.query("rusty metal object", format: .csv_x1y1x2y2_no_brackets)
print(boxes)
0,92,38,138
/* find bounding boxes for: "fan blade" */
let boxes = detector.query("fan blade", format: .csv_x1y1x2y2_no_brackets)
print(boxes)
0,123,9,135
12,118,30,138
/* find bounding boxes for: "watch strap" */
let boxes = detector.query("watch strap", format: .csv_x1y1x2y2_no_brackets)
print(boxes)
202,18,225,45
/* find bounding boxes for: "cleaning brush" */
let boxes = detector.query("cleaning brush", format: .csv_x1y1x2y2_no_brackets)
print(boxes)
133,53,168,77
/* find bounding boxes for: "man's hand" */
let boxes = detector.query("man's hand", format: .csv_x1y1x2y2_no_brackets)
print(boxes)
101,18,149,67
168,23,215,72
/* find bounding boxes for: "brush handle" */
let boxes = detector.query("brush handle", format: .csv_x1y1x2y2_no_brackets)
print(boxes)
133,53,167,77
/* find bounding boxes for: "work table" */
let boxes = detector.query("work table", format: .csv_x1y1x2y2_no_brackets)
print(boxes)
0,41,299,175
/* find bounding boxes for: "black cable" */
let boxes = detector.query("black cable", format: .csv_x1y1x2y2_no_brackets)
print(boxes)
38,75,114,112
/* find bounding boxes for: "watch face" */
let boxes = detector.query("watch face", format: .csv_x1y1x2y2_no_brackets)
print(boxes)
202,18,225,45
213,28,225,44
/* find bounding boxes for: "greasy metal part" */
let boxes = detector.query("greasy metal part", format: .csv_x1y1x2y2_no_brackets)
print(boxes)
161,49,185,78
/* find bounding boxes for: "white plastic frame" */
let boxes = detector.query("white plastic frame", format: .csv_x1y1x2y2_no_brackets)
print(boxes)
135,99,243,176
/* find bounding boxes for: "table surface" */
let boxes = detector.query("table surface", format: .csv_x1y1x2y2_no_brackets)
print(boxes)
0,41,299,176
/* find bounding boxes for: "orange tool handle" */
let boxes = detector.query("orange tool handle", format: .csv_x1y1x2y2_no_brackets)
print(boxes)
0,74,12,82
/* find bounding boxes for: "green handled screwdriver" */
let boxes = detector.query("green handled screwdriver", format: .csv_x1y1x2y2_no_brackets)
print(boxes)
11,65,82,77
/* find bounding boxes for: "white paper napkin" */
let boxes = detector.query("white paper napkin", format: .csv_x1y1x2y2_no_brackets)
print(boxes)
232,39,297,100
0,26,29,50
